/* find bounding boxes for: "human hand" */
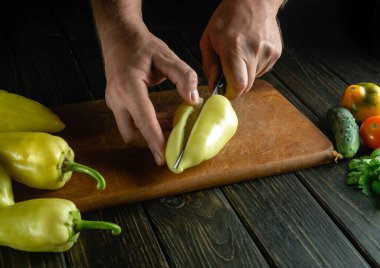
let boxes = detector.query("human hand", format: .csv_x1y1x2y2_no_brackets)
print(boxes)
101,25,199,166
200,0,284,99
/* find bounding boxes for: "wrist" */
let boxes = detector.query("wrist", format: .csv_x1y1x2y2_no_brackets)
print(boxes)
247,0,285,16
92,0,145,40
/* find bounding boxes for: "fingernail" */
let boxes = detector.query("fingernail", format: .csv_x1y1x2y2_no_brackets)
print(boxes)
154,152,163,166
191,90,199,104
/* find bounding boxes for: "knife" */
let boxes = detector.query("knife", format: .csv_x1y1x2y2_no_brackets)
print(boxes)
173,74,226,170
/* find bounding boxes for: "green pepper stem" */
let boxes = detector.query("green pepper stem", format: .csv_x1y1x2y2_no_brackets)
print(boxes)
62,160,106,190
74,219,122,235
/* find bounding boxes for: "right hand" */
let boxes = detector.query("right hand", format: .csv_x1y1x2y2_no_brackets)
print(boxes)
101,25,200,165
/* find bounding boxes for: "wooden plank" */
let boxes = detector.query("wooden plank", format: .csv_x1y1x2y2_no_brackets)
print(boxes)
279,0,380,84
12,81,334,211
11,37,94,106
143,0,212,29
272,47,347,119
0,249,66,268
64,205,169,267
297,166,380,267
0,40,23,94
374,0,380,59
67,38,106,99
1,0,60,40
289,38,380,86
278,38,380,268
44,0,97,40
222,174,369,267
144,189,269,267
272,14,380,265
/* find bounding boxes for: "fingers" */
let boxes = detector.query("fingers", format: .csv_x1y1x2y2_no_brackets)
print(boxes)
200,34,221,91
220,50,253,99
256,43,282,78
152,48,200,105
202,40,281,100
106,80,166,166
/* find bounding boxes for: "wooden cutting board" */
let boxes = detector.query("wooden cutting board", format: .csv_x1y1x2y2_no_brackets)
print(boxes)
13,80,334,212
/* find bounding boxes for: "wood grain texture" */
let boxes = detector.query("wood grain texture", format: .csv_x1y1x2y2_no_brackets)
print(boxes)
272,47,346,119
12,80,334,212
273,22,380,266
0,249,66,268
64,204,169,268
11,37,94,106
297,166,380,267
0,40,23,94
374,0,380,59
222,174,370,267
67,38,106,99
44,0,97,40
1,0,60,40
144,189,269,267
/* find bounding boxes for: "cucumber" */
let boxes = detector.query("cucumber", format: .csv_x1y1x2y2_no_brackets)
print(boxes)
326,106,360,159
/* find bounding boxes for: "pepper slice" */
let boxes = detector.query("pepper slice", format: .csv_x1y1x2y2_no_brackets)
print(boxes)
0,198,121,252
0,90,65,133
0,132,106,190
166,95,238,173
0,165,14,209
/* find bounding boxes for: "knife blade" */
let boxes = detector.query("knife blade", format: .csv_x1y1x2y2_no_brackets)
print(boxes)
173,74,226,170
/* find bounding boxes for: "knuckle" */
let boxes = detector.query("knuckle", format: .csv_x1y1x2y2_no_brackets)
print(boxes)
183,68,198,84
133,116,145,131
233,78,249,92
121,133,135,145
273,46,283,60
228,34,246,54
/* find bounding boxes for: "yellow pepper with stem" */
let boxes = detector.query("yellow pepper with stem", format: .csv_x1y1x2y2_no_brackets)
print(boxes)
0,198,121,252
0,132,106,190
166,95,238,173
0,90,65,133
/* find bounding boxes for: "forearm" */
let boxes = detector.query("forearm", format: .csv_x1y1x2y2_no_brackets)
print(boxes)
91,0,144,39
249,0,287,15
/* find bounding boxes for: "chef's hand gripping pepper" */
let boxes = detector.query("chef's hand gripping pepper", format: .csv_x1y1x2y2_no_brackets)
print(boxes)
166,95,238,173
0,198,121,252
0,132,106,190
0,165,14,209
0,90,65,133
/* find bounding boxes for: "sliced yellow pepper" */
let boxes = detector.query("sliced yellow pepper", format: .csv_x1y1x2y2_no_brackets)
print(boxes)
166,95,238,173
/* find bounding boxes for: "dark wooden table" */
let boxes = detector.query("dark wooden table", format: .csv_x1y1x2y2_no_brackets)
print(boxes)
0,0,379,267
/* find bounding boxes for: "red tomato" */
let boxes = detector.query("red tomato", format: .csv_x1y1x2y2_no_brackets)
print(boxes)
360,116,380,149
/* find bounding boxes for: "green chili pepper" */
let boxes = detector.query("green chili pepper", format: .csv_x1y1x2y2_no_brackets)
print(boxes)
0,198,121,252
0,132,106,190
0,90,65,133
0,165,14,209
166,95,238,173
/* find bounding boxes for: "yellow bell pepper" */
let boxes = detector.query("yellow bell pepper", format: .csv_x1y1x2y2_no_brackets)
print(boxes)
0,90,65,133
340,82,380,122
0,165,14,209
0,132,106,190
166,95,238,173
0,198,121,252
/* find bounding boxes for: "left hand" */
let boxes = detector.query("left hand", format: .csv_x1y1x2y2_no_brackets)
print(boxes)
200,0,284,99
